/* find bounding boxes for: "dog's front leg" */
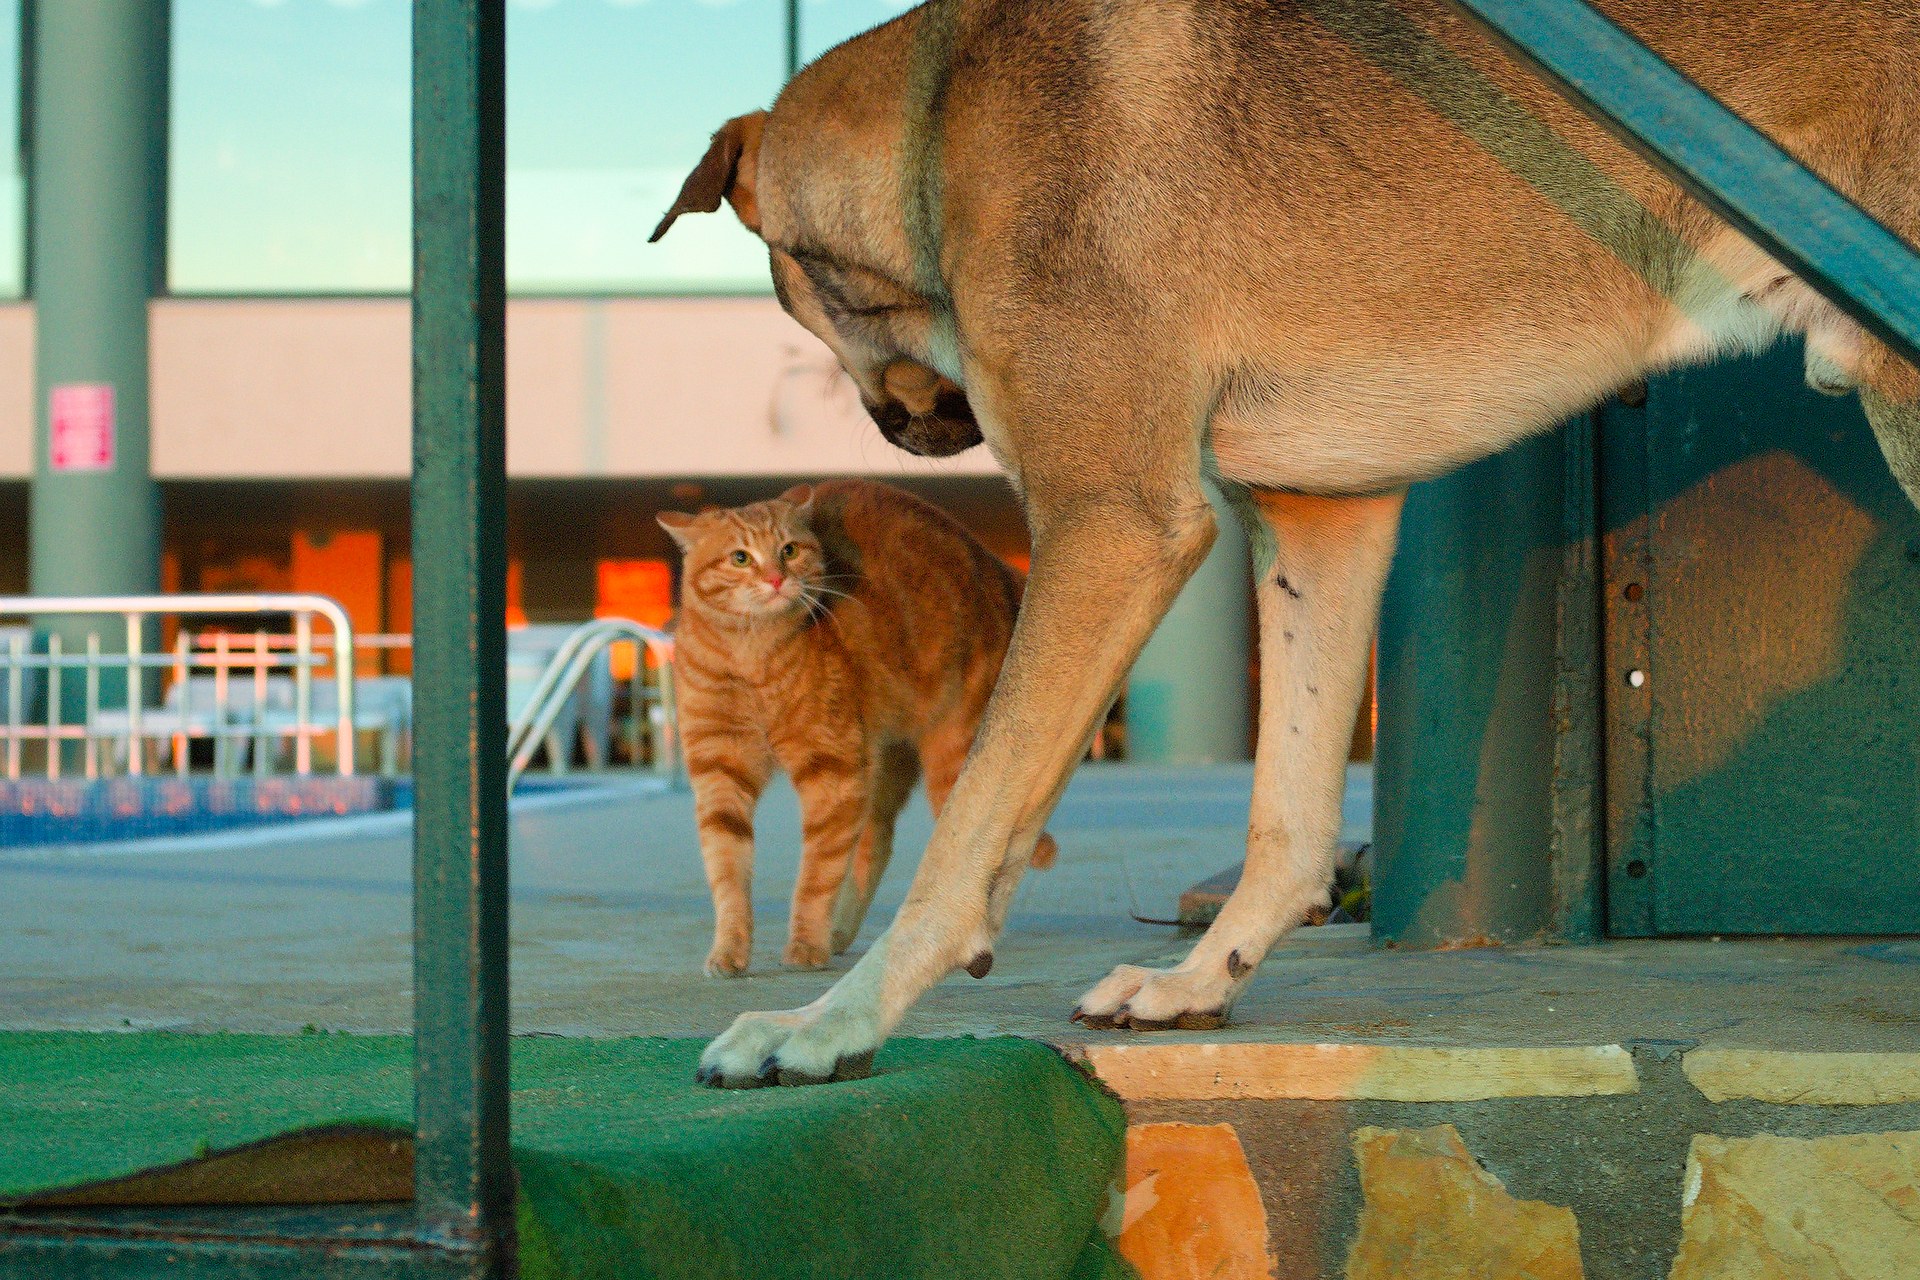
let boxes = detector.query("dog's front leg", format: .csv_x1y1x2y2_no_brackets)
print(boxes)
1076,487,1404,1029
697,483,1218,1087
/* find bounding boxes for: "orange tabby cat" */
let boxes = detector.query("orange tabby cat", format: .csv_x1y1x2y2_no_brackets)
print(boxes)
659,479,1055,977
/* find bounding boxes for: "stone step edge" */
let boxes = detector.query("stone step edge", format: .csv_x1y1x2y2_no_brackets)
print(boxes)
1060,1041,1920,1104
1061,1041,1640,1101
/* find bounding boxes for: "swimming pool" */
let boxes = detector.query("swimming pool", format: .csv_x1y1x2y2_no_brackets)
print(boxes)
0,775,589,846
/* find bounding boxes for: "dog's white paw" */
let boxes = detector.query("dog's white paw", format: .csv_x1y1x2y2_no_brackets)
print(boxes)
696,1000,882,1088
1071,952,1255,1031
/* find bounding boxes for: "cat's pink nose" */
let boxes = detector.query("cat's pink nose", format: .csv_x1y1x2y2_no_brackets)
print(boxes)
767,574,785,590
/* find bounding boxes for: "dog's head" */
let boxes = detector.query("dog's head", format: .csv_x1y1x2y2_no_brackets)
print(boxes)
651,111,983,458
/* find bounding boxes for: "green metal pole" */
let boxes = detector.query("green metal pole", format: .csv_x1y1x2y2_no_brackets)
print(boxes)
1125,483,1251,764
27,0,167,716
412,0,511,1267
1372,420,1603,947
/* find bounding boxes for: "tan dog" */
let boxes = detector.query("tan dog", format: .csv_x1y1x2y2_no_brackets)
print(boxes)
653,0,1920,1087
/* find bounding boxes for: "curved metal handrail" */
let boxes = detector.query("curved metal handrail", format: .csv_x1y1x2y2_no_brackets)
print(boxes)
507,618,677,791
0,592,358,776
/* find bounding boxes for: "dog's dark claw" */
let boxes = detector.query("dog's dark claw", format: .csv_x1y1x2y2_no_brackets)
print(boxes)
965,951,994,979
1112,1008,1230,1032
832,1049,877,1082
776,1064,833,1087
702,1062,770,1090
772,1048,876,1088
1074,1010,1125,1030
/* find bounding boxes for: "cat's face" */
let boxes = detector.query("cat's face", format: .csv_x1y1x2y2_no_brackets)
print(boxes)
658,486,828,624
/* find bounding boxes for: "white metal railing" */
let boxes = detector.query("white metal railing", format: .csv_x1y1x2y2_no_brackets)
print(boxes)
507,618,678,791
0,594,358,779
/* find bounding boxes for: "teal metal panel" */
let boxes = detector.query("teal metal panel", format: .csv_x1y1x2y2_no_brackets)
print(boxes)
1373,421,1604,947
1126,483,1251,765
1601,347,1920,936
410,0,513,1262
26,0,167,717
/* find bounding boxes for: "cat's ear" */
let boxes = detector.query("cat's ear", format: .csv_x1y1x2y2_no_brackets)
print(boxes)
778,484,816,523
657,511,699,550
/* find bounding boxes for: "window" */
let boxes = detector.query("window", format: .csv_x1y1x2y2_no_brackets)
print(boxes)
797,0,918,65
166,0,907,297
506,0,785,294
169,0,411,294
0,0,22,298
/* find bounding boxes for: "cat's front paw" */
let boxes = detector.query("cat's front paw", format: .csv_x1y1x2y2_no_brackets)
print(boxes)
782,938,831,970
704,936,751,978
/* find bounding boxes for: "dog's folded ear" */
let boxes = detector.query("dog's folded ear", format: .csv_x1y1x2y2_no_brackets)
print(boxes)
650,111,769,243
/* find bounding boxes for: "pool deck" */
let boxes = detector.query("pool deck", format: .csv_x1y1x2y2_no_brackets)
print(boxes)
2,761,1914,1054
7,763,1920,1280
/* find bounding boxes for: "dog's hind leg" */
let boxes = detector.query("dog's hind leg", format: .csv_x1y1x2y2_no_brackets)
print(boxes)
1863,382,1920,512
1076,487,1404,1029
697,437,1219,1086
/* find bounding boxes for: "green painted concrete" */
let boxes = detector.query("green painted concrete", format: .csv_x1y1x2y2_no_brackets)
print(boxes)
27,0,168,714
1125,484,1252,765
0,1034,1132,1280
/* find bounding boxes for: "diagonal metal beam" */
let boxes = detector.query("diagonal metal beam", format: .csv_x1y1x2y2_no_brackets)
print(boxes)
1444,0,1920,371
410,0,512,1266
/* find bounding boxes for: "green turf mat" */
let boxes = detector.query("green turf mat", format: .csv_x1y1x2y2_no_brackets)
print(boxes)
0,1032,1133,1280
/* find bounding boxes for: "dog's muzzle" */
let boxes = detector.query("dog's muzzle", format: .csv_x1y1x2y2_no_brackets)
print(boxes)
864,388,984,457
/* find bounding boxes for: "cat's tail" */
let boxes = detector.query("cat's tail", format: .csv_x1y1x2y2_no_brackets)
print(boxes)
1031,832,1058,870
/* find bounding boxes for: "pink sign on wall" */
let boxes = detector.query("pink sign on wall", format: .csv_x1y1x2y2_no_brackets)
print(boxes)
49,384,116,473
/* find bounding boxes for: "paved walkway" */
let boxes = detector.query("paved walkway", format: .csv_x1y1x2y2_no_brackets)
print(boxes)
3,762,1915,1052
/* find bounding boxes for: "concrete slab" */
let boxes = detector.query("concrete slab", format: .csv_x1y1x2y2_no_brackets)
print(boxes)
2,763,1917,1058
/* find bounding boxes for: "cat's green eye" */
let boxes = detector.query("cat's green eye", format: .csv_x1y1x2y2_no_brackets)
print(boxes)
730,550,750,566
780,543,798,561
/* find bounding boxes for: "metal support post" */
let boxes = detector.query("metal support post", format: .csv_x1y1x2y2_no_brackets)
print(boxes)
26,0,168,728
411,0,512,1267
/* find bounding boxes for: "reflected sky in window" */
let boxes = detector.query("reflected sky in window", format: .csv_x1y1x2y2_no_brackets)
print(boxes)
0,0,20,298
799,0,917,63
169,0,871,295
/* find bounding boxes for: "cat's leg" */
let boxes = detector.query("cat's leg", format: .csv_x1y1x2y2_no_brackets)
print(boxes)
687,741,774,978
1075,487,1402,1027
775,732,872,970
830,740,919,954
698,391,1216,1086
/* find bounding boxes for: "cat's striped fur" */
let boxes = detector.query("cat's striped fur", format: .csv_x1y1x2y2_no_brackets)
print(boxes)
660,479,1054,977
